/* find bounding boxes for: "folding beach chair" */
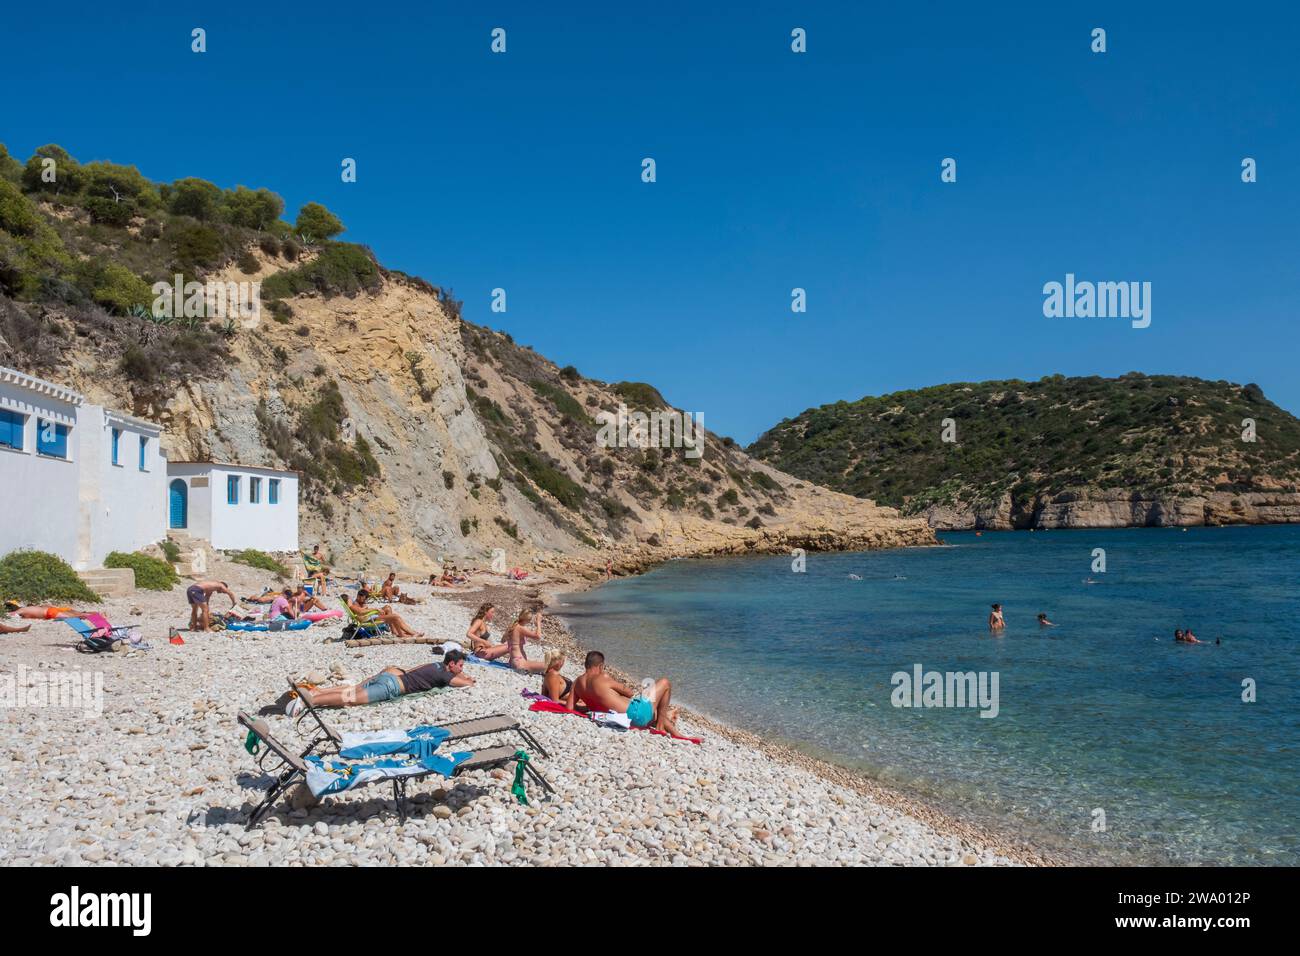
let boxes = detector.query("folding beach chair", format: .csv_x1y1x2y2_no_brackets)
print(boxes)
339,598,387,640
62,614,138,654
286,677,550,758
237,712,553,827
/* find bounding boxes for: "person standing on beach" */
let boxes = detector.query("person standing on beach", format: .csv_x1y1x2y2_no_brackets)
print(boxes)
988,603,1005,631
188,581,237,632
568,650,683,736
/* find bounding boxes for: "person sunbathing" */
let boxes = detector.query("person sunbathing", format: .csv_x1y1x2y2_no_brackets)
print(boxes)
286,649,475,714
505,607,547,674
292,586,329,614
380,573,422,604
266,588,297,620
466,603,510,660
568,650,682,736
541,650,572,702
243,589,278,604
351,589,422,638
3,600,90,621
1,614,32,633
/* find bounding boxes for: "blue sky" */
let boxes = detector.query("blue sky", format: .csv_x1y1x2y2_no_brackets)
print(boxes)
3,1,1298,443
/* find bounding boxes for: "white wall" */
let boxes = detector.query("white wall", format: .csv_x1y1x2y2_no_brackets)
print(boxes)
78,407,167,567
0,377,81,564
167,463,298,553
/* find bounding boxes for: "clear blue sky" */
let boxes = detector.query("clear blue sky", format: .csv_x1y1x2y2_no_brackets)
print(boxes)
4,1,1298,443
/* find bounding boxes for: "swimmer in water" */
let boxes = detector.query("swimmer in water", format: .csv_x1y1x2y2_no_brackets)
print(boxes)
988,603,1005,631
848,573,862,581
1174,629,1203,644
1037,613,1056,627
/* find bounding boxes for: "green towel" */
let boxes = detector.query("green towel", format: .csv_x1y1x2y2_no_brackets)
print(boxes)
510,750,530,806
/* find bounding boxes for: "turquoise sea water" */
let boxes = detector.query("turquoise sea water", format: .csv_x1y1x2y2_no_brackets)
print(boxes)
558,526,1300,864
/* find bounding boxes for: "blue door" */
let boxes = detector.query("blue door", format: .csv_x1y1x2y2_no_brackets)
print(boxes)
169,479,188,529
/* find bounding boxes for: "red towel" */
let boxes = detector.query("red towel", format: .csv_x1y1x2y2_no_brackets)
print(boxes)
528,699,701,744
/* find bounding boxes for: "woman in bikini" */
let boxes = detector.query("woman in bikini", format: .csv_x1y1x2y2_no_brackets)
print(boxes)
988,603,1006,631
505,607,547,673
541,650,572,702
466,603,509,660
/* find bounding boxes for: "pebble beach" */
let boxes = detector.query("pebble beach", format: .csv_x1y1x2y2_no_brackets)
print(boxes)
0,558,1041,866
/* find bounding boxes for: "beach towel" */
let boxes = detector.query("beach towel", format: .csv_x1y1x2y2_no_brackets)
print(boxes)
304,751,472,797
527,699,702,744
225,618,312,632
337,725,453,759
466,655,512,670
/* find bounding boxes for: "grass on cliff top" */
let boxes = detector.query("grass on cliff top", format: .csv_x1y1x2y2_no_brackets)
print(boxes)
0,550,100,604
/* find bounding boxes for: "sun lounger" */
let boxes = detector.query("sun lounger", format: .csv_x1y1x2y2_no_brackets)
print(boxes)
236,712,553,826
286,677,550,759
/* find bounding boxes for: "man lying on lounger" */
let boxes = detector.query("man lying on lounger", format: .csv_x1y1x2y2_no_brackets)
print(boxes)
568,650,682,736
286,649,475,715
4,600,93,622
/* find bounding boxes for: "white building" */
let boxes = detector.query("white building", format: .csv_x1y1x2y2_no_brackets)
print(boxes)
0,365,166,569
166,461,299,553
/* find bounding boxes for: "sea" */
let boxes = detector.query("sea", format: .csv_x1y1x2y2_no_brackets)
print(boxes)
557,526,1300,864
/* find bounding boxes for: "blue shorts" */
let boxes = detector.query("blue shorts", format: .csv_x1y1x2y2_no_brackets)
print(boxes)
358,672,402,703
626,695,653,728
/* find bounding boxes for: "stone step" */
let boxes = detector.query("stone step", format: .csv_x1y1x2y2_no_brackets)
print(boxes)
78,567,136,599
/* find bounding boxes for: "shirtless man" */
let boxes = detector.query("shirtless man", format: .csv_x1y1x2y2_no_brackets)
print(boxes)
567,650,682,736
380,573,421,604
293,586,329,614
988,603,1006,631
187,581,237,632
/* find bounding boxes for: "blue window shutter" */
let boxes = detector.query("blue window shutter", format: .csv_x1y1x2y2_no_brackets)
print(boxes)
111,428,120,465
269,479,280,504
37,419,69,458
0,409,23,450
139,436,147,470
228,475,239,504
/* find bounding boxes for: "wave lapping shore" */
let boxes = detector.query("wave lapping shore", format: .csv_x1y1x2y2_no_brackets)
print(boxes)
0,559,1026,866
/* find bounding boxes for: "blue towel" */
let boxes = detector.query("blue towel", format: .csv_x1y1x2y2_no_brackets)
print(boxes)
338,725,453,759
466,655,512,670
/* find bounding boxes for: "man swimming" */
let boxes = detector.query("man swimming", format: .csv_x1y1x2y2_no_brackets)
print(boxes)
568,650,682,736
1037,613,1056,627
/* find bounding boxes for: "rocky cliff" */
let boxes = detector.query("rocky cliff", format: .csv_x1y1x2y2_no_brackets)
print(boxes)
2,243,932,570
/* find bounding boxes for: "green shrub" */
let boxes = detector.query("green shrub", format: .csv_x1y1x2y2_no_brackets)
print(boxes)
227,549,289,577
294,202,345,243
612,381,666,410
494,516,519,539
261,242,379,300
237,249,260,273
160,539,181,563
104,551,178,590
0,550,99,604
529,379,589,423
